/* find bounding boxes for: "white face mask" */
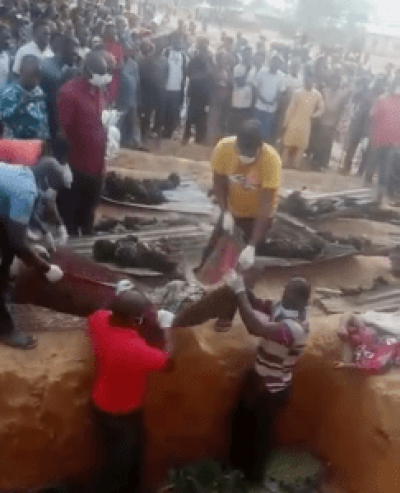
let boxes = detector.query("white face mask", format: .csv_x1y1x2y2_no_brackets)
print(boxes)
239,154,257,165
89,73,109,88
104,73,113,85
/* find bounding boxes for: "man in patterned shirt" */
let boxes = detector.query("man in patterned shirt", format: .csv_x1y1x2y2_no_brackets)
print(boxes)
0,55,49,139
226,272,311,484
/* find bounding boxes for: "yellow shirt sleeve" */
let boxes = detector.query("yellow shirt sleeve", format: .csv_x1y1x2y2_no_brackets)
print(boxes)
260,145,281,190
211,138,235,176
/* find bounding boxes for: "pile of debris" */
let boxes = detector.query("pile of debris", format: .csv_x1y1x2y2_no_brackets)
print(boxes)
103,171,181,205
149,280,204,313
315,276,400,315
93,235,183,275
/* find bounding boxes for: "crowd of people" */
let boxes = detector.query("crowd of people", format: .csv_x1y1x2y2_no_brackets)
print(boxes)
0,0,398,218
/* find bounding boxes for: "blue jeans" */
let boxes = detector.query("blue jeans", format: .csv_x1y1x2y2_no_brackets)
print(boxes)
255,109,276,144
364,147,398,196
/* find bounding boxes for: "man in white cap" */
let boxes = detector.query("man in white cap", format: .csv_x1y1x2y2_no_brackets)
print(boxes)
0,157,71,349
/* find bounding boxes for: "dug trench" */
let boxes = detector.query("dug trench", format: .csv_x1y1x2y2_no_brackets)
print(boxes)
3,248,398,493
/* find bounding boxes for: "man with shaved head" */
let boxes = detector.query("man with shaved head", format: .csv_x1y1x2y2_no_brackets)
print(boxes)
87,283,175,492
0,55,49,139
0,157,72,349
57,50,109,236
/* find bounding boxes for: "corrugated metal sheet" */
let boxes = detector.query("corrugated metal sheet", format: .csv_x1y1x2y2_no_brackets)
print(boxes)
318,284,400,314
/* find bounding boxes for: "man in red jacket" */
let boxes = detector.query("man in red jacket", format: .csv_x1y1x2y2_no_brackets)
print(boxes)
87,286,174,493
57,51,108,236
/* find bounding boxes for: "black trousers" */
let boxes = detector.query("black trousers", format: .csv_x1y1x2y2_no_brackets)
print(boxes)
164,90,182,138
57,168,103,236
0,218,16,336
183,97,208,144
343,125,364,173
93,407,143,493
230,371,291,483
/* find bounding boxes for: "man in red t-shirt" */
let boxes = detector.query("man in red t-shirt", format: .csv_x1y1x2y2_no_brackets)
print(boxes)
366,70,400,205
87,288,174,493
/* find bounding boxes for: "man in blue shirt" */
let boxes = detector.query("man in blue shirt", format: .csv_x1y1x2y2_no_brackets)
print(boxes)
0,157,70,349
0,55,49,140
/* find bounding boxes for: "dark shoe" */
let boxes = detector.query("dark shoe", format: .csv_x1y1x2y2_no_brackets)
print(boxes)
0,330,37,350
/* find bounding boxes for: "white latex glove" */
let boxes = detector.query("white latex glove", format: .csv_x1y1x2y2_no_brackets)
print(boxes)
57,225,69,246
238,245,256,270
45,231,56,253
33,244,50,260
225,269,246,295
9,257,24,279
45,265,64,283
157,309,175,329
222,210,235,235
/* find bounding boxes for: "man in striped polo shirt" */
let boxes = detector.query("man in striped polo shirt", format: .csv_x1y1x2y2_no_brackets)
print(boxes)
226,271,311,484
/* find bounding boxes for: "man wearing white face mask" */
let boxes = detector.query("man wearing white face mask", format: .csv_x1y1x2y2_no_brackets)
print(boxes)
57,51,109,236
0,157,69,350
200,119,281,271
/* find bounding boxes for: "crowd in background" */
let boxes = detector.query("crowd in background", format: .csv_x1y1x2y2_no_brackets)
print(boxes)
0,0,399,208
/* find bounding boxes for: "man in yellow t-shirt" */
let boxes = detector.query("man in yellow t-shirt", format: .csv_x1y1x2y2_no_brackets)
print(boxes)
203,119,281,270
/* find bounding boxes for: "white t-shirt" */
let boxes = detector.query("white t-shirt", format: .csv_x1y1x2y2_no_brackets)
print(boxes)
166,50,184,92
0,51,9,91
255,68,285,112
232,64,256,109
285,73,303,93
13,41,54,75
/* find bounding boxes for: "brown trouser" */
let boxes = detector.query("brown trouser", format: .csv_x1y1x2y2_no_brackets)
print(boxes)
173,286,237,328
173,285,272,329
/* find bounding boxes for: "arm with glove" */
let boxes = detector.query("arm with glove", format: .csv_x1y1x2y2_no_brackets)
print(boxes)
213,171,235,235
7,220,64,283
238,189,274,270
225,270,282,339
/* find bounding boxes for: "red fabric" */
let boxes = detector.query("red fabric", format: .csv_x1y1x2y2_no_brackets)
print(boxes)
104,40,124,66
341,325,400,375
197,234,241,286
370,95,400,147
58,76,107,177
87,310,169,414
0,139,43,166
104,40,124,105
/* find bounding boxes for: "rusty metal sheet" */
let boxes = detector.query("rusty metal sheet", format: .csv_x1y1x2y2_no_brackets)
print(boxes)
318,284,400,314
